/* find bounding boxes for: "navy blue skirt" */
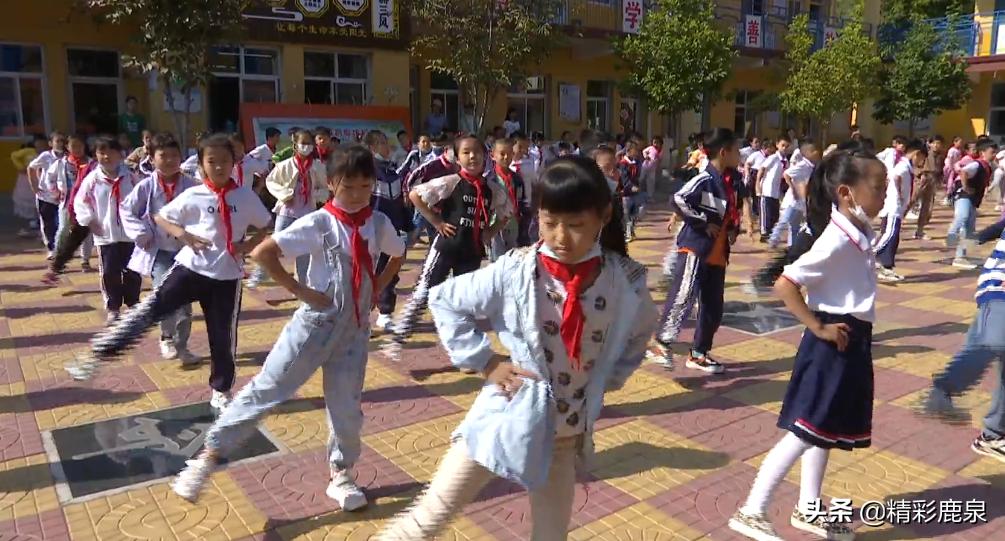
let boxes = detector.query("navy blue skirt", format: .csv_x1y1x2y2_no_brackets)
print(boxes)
777,312,874,451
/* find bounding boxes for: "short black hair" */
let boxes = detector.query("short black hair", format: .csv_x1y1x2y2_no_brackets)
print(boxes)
363,129,386,147
264,127,281,139
702,128,737,157
151,133,181,154
976,138,999,153
125,96,138,104
198,133,236,163
329,144,377,181
510,131,527,140
93,136,122,153
931,134,945,143
776,133,792,143
891,135,908,146
905,138,928,156
397,129,408,138
315,126,332,137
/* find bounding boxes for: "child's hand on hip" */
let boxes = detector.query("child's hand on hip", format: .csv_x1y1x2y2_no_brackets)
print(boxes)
813,322,851,352
434,221,457,238
297,285,333,311
484,355,538,399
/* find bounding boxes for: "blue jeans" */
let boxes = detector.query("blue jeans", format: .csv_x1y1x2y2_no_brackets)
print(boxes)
769,206,804,248
409,209,436,247
932,301,1005,437
152,250,192,348
948,198,977,258
205,305,368,468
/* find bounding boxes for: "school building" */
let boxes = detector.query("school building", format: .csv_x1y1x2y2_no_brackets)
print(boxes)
1,0,978,195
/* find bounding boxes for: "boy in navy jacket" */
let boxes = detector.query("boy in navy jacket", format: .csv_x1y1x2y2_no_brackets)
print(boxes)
650,128,741,374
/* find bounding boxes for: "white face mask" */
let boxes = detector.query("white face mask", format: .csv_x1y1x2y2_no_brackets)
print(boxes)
296,144,315,156
848,195,875,231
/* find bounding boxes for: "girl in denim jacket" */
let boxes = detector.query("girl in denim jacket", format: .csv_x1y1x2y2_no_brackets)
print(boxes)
379,155,658,540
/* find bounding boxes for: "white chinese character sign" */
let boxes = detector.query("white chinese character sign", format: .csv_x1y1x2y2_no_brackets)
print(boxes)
622,0,643,34
372,0,396,36
823,26,838,46
745,15,763,48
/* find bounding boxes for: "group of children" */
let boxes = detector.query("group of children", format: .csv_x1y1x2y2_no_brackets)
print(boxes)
7,117,1005,540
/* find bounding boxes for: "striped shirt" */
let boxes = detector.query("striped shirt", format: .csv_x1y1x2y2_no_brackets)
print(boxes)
977,233,1005,306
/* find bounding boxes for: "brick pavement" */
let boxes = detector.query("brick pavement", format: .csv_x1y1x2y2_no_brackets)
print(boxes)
0,204,1002,540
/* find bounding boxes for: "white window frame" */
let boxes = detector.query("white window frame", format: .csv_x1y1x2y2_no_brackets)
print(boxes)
66,46,122,134
0,41,48,140
303,50,371,106
507,76,547,136
210,46,281,103
586,81,610,133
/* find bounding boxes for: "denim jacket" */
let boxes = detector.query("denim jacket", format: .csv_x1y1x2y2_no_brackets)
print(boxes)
427,245,658,489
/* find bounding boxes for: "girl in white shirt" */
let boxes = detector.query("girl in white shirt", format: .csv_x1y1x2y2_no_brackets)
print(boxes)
67,134,272,413
730,148,887,541
72,137,140,324
756,138,792,243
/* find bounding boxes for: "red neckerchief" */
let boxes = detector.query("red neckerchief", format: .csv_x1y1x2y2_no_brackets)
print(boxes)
495,164,519,219
620,156,638,180
158,172,180,202
512,160,522,174
458,169,489,248
722,168,740,227
294,154,314,205
235,161,245,187
65,158,94,218
100,169,125,225
536,252,601,371
323,201,375,327
317,146,330,161
204,178,238,258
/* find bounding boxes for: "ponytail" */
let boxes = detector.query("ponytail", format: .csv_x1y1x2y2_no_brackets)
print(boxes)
600,202,628,256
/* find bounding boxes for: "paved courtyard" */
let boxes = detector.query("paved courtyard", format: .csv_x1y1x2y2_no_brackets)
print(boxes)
0,204,1002,540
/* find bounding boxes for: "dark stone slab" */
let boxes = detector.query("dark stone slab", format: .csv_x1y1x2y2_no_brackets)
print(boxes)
720,300,800,335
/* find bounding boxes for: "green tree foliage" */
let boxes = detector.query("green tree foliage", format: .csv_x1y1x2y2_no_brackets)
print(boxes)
410,0,562,135
873,18,970,135
86,0,245,148
779,4,882,142
614,0,736,115
881,0,970,22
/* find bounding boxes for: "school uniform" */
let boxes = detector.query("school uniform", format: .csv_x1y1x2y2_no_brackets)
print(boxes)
389,170,512,347
121,172,199,347
769,157,815,248
180,154,200,178
247,143,275,165
395,148,435,180
30,150,64,251
758,152,787,240
206,203,405,470
41,155,97,262
779,209,876,450
657,164,737,357
944,146,963,196
73,164,141,313
875,157,913,269
947,159,992,260
641,145,662,201
371,156,412,316
90,180,272,393
379,244,657,540
404,153,459,242
744,149,769,218
620,156,643,237
487,163,530,261
265,155,329,283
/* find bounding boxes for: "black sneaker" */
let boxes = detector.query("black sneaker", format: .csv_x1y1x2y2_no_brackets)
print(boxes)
972,433,1005,463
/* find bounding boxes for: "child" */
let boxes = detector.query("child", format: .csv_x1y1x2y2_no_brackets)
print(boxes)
125,130,156,176
171,145,405,508
28,131,68,257
66,134,272,412
403,134,458,245
227,134,266,190
649,128,741,374
377,155,657,540
874,139,926,282
365,130,412,332
120,134,199,364
263,129,329,284
641,135,664,207
912,135,945,240
387,135,512,353
40,133,97,280
943,136,965,206
315,127,335,162
248,127,281,166
620,140,643,241
72,137,141,324
271,127,303,165
396,133,434,180
503,107,521,138
390,130,411,166
729,148,886,541
11,135,44,238
757,136,792,243
743,137,773,241
946,138,997,270
593,145,629,254
876,135,907,171
487,138,530,261
769,139,820,249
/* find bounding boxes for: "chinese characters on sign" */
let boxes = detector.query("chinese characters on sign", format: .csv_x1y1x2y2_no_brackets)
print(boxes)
243,0,405,48
803,498,988,527
744,15,763,49
372,0,395,36
622,0,643,34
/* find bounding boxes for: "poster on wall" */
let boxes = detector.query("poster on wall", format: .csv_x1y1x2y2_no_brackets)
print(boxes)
559,84,580,122
240,103,411,155
241,0,407,49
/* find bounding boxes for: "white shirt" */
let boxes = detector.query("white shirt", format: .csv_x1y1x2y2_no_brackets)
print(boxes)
73,164,137,246
233,155,270,189
782,209,877,323
159,183,272,280
247,143,274,164
759,152,787,199
266,156,329,219
30,150,64,204
739,146,756,163
882,158,913,217
780,158,815,211
180,154,200,178
503,120,521,138
272,209,406,295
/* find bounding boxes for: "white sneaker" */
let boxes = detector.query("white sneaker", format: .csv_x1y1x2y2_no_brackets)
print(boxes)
952,257,978,270
105,311,120,327
171,457,215,502
729,511,783,541
245,276,260,290
159,338,179,360
210,390,232,412
375,313,393,332
177,347,200,367
905,210,919,221
65,353,100,381
876,268,903,283
326,468,368,511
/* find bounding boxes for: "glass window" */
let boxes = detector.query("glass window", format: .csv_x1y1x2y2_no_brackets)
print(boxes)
0,43,46,138
586,81,609,132
587,80,608,97
0,77,18,137
208,46,280,132
303,51,370,106
209,47,241,73
430,72,458,90
19,77,44,133
508,76,547,136
990,83,1005,137
0,44,43,73
67,49,119,78
243,48,278,76
243,80,277,103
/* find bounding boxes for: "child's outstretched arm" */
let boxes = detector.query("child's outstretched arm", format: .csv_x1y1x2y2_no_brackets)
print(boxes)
775,277,849,352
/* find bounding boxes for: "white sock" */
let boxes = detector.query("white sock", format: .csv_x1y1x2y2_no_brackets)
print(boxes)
741,432,811,516
797,445,830,514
